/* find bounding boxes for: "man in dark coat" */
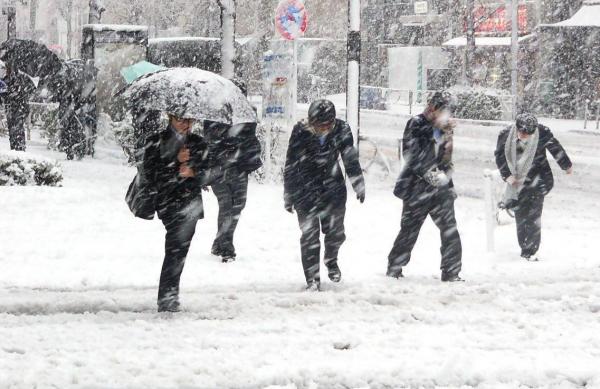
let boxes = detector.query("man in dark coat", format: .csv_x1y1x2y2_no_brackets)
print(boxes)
3,63,35,151
55,61,87,160
387,91,463,282
495,113,573,261
204,119,262,262
284,99,365,290
132,107,162,163
142,113,216,312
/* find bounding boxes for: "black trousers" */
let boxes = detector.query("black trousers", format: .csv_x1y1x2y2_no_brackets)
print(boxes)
388,189,462,277
211,173,248,256
158,212,198,303
7,105,29,151
296,204,346,284
515,190,545,257
59,114,86,160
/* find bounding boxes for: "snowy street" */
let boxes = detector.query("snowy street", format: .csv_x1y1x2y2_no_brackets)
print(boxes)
2,121,600,388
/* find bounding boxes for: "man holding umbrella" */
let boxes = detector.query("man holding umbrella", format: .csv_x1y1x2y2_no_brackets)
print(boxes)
2,62,36,151
0,39,62,151
204,80,262,263
122,68,257,311
141,111,212,312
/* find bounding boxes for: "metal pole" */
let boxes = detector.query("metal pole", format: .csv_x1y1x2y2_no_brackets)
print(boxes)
465,0,475,86
218,0,236,79
347,0,361,153
290,38,298,124
510,0,519,118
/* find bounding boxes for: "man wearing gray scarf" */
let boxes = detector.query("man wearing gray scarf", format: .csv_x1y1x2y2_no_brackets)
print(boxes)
495,113,573,261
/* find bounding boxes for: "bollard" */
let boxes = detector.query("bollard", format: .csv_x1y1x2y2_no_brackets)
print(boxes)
596,100,600,130
483,169,498,253
584,99,590,130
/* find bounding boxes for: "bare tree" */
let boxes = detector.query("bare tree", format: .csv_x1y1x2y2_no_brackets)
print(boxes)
57,0,74,58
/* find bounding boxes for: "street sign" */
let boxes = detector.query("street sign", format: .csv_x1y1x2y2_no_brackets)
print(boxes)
275,0,308,40
263,51,294,121
414,1,428,15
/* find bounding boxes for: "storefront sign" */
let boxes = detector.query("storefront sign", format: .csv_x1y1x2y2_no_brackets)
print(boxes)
473,5,528,33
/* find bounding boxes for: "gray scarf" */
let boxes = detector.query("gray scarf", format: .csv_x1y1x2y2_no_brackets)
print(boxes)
503,124,539,203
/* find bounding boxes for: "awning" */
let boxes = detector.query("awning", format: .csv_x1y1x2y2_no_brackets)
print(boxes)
544,0,600,27
442,34,535,47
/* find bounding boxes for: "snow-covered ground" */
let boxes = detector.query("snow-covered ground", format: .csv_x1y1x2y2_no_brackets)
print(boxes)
1,119,600,388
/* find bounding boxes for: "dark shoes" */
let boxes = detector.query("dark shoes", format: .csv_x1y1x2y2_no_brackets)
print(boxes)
521,254,539,262
327,261,342,283
157,295,181,313
306,279,321,292
221,255,236,263
441,273,465,282
386,267,404,279
212,244,236,263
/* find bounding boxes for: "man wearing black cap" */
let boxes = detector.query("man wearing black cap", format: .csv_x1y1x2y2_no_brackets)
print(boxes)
284,99,365,290
387,91,463,282
495,113,573,261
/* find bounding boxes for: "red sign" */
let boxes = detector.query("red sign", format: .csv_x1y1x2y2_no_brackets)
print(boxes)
473,5,528,33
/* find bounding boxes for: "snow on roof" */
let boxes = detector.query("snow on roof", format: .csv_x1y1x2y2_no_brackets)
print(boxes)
443,35,534,47
83,24,148,32
550,0,600,27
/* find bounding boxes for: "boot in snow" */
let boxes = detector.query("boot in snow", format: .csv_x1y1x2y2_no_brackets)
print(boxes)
326,260,342,283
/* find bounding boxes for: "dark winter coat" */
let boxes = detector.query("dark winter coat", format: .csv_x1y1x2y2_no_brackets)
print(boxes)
2,70,35,111
204,121,263,177
394,114,455,201
284,119,365,213
141,127,212,221
495,125,572,196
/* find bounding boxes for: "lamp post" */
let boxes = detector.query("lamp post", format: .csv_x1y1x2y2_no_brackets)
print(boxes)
347,0,361,153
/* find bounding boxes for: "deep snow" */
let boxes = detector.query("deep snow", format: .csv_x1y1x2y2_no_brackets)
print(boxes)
1,118,600,388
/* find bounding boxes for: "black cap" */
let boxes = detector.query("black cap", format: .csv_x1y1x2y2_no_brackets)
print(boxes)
427,91,452,111
516,113,538,134
308,99,336,126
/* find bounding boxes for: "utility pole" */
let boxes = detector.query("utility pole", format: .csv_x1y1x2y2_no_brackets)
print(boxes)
510,0,518,117
218,0,236,79
464,0,476,86
347,0,361,153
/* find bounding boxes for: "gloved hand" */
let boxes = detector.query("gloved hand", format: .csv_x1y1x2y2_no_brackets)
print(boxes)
356,191,365,204
284,195,294,214
284,203,294,214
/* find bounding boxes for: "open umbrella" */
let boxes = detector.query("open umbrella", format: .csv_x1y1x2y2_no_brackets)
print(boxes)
0,39,62,79
120,61,165,84
119,67,256,125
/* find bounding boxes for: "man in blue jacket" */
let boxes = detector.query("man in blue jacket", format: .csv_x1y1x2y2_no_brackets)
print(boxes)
284,100,365,290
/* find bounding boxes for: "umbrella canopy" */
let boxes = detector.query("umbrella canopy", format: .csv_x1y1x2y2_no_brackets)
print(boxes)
0,39,62,79
120,61,165,84
120,67,256,125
